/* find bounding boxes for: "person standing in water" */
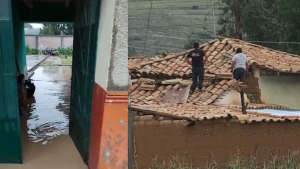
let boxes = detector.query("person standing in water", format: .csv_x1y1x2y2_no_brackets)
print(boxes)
17,74,28,115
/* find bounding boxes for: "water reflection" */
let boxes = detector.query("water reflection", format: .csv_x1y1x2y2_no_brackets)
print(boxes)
26,66,71,144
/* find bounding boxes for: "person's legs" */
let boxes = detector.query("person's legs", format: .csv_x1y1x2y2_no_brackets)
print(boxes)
233,69,240,81
191,69,198,92
233,68,246,82
239,68,246,83
198,67,204,91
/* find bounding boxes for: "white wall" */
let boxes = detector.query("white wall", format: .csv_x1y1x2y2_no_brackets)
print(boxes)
107,0,128,91
94,0,116,90
214,89,250,106
258,72,300,109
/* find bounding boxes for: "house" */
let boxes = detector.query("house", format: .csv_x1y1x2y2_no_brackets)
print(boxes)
129,37,300,112
128,37,300,168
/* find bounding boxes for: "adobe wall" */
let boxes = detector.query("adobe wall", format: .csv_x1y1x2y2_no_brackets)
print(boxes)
134,117,300,168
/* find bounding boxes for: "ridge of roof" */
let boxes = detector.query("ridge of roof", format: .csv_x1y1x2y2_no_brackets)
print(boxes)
129,37,300,78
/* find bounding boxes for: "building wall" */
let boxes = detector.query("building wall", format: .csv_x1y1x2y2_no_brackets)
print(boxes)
107,0,128,91
134,117,300,168
214,89,249,106
258,70,300,109
89,0,128,169
25,35,73,49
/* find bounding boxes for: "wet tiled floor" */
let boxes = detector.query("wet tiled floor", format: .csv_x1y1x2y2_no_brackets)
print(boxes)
26,55,47,71
0,66,87,169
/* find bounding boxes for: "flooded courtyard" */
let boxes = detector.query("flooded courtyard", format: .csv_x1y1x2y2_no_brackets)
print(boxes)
27,66,71,144
0,64,87,169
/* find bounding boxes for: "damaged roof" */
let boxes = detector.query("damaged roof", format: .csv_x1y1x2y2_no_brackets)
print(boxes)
129,37,300,79
129,37,300,123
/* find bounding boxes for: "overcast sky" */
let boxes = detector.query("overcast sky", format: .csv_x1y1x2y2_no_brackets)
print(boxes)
30,23,43,28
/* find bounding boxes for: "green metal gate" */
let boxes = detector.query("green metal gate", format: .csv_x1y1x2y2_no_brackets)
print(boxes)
0,0,23,164
69,0,101,163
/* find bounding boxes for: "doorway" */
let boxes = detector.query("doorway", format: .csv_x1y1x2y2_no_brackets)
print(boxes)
0,0,101,165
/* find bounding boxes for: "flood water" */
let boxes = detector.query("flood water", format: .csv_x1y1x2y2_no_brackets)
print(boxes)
25,66,72,144
0,65,89,169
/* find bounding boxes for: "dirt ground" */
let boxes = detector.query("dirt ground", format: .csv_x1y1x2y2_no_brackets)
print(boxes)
134,119,300,168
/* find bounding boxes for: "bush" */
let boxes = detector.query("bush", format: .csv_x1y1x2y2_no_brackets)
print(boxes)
26,46,39,55
57,47,73,56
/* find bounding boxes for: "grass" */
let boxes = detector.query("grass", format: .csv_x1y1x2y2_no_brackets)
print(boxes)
145,150,300,169
128,0,223,57
61,55,73,65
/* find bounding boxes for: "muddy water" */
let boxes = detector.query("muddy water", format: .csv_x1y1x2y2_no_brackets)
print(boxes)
26,66,72,144
0,66,87,169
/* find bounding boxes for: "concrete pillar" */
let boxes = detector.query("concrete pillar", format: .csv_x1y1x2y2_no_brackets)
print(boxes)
88,0,128,168
35,35,38,49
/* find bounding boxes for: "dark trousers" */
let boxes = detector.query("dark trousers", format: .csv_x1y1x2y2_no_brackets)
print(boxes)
233,68,246,82
191,66,204,91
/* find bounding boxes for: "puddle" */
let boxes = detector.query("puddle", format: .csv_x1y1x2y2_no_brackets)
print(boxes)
25,66,72,144
249,109,300,116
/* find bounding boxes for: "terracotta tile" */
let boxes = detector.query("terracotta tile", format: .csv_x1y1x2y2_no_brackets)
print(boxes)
186,69,192,75
205,51,212,56
206,99,213,104
219,80,227,85
213,40,221,47
226,79,236,86
203,45,210,51
210,94,219,100
208,45,216,51
177,66,183,72
216,89,225,95
215,84,221,89
210,88,218,94
144,91,152,97
166,85,173,90
167,69,175,76
182,67,189,72
211,51,219,56
173,64,180,70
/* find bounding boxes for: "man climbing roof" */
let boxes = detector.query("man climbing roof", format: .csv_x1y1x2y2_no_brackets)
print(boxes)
185,42,207,93
231,48,248,83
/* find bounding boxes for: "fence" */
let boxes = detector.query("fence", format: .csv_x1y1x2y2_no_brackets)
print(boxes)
25,35,73,49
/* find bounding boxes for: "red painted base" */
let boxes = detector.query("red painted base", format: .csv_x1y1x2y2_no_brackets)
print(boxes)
88,83,128,169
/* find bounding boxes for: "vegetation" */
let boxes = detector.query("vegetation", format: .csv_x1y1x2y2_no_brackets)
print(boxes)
57,47,73,56
218,0,300,54
148,150,300,169
26,45,39,55
129,0,300,56
128,0,220,57
40,23,74,35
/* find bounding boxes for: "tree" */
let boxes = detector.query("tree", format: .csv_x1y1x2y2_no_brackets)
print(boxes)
40,23,74,35
217,0,299,54
277,0,300,53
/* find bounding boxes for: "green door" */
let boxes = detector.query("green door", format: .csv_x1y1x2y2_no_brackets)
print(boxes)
0,0,23,164
69,0,101,163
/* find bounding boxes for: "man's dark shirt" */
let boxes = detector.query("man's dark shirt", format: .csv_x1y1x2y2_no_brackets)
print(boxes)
187,48,205,67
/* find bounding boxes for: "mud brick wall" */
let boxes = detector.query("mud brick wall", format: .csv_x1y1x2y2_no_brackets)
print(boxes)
245,74,261,103
134,116,300,168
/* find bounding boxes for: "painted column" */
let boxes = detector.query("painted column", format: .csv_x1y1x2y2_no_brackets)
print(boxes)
12,0,26,75
88,0,128,168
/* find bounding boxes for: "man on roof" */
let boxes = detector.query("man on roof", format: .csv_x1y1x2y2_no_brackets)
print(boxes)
185,42,207,93
231,48,248,83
